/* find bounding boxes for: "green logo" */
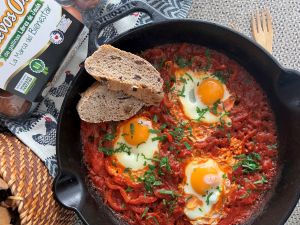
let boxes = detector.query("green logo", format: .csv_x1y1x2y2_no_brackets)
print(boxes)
29,59,48,75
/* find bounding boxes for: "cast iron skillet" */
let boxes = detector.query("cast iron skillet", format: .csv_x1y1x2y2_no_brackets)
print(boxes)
54,1,300,224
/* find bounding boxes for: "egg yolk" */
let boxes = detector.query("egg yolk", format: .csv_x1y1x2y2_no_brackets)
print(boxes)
197,78,224,105
122,118,150,146
191,166,220,195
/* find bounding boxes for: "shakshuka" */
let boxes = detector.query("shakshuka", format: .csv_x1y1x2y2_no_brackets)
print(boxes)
81,43,278,225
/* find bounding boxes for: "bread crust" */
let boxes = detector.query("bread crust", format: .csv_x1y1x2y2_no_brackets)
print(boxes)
76,82,145,123
85,45,164,106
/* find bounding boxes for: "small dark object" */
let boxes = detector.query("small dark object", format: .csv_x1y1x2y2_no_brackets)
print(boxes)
133,75,142,81
0,189,10,202
54,1,300,225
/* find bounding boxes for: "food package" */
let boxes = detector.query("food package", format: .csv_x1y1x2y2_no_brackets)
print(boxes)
0,0,89,119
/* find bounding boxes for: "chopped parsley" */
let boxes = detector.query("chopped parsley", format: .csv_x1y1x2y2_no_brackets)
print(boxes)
124,167,131,174
234,154,246,159
239,193,249,199
210,99,221,115
180,77,187,84
178,84,186,97
129,172,135,181
122,203,125,208
170,74,176,83
137,142,146,148
233,175,236,182
153,114,158,122
216,186,222,193
160,123,168,130
146,216,158,224
174,56,194,69
253,138,257,146
211,71,228,84
160,58,165,68
130,123,134,138
222,174,228,179
244,77,250,83
242,154,261,173
142,207,148,218
254,174,268,184
205,49,211,70
111,161,117,167
184,141,191,150
253,152,261,161
267,143,277,149
98,142,132,156
166,80,175,92
227,133,231,143
199,208,202,212
206,192,213,205
185,72,194,82
187,127,193,136
125,187,132,192
152,135,168,142
141,51,145,58
160,190,175,197
186,195,193,202
148,129,161,134
193,106,209,122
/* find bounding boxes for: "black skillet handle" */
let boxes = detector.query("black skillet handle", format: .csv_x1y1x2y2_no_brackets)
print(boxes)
277,68,300,111
88,0,169,57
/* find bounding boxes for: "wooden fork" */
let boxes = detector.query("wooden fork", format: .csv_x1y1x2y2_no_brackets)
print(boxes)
251,8,273,54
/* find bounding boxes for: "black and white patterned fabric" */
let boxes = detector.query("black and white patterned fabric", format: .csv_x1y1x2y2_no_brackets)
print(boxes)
1,0,193,178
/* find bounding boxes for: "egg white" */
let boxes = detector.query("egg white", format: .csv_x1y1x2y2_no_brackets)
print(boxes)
175,70,231,124
114,120,159,171
184,159,225,220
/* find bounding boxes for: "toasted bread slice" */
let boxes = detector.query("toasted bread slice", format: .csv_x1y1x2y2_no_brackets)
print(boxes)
85,45,164,106
77,82,145,123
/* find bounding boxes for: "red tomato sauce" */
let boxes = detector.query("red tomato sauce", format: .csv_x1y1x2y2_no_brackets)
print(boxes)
81,43,278,225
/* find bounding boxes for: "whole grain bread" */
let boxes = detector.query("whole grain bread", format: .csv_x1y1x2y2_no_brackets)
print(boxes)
85,45,164,106
76,81,145,123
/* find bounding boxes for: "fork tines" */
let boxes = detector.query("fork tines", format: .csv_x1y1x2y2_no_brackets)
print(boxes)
251,8,273,54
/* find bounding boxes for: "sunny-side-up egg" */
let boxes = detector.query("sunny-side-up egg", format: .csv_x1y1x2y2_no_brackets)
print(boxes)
182,158,231,224
113,116,159,170
174,69,234,124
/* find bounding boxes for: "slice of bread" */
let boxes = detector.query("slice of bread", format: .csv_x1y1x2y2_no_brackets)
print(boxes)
85,45,164,106
77,82,145,123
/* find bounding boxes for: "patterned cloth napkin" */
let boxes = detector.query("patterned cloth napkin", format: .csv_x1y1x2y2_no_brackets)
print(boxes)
1,0,193,178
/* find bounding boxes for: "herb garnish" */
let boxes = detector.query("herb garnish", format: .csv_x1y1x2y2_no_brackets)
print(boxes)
137,142,146,148
146,216,158,224
193,106,209,122
130,123,134,138
254,174,268,184
244,78,250,83
98,142,132,156
186,195,193,202
267,143,277,149
142,207,148,218
205,49,211,71
148,129,161,134
166,80,175,92
178,84,186,97
174,56,194,69
185,72,194,82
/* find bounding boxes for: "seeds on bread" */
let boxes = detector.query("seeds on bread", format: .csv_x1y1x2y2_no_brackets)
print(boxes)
85,45,164,106
76,81,145,123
